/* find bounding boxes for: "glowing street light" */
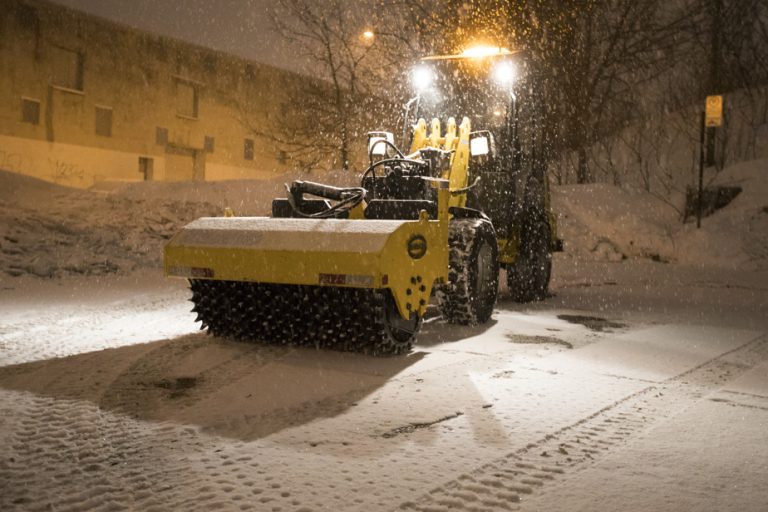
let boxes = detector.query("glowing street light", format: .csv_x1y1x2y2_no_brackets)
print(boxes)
362,30,374,41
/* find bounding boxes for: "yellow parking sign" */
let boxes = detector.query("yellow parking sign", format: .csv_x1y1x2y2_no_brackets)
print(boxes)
706,95,723,127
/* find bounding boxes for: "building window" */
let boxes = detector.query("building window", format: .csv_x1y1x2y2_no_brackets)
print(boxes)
139,157,154,181
50,45,84,91
244,138,254,160
156,127,168,145
204,136,215,153
17,4,40,32
176,79,198,118
203,54,217,73
95,106,112,137
244,64,256,80
21,98,40,125
277,150,288,165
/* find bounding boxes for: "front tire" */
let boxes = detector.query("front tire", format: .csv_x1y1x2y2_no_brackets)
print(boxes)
507,220,552,302
437,219,499,325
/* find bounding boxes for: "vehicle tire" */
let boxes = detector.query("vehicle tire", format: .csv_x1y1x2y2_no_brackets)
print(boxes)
437,218,499,325
507,219,552,302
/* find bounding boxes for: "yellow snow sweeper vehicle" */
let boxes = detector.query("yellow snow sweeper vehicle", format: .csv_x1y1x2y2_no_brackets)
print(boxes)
164,46,560,355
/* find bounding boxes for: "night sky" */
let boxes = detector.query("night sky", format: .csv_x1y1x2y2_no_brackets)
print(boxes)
49,0,308,73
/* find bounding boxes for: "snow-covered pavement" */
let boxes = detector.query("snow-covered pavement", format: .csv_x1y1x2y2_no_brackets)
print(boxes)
1,259,766,511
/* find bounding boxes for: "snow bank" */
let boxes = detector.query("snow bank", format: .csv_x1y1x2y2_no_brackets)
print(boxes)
111,173,297,216
553,158,768,270
674,159,768,269
553,183,678,262
0,170,225,278
1,157,766,280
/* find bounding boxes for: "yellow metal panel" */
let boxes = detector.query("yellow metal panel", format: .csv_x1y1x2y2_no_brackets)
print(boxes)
497,237,519,265
428,118,442,147
166,245,383,285
448,117,471,208
165,220,447,320
443,117,457,153
409,118,427,154
165,184,453,320
378,213,448,318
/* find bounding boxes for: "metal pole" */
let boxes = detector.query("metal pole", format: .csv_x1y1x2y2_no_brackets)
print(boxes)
697,110,705,229
401,96,420,150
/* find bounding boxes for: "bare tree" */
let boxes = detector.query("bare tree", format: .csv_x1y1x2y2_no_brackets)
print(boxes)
499,0,692,183
265,0,768,186
372,1,689,184
680,0,768,95
266,0,387,172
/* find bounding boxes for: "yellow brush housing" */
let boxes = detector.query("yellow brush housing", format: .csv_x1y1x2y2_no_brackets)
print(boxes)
165,181,451,320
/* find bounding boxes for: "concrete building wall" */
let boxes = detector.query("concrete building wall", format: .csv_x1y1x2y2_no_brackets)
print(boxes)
0,0,305,188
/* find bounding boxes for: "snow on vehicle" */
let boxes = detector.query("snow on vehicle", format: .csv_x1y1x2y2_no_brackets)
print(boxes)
164,46,561,355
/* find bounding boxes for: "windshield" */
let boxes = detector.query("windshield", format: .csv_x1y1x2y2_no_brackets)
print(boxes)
412,54,520,131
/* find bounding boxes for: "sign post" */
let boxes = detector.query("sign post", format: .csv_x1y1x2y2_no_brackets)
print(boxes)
705,95,723,127
697,111,705,229
698,95,723,229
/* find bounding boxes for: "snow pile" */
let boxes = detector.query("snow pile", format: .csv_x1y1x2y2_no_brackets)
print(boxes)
553,158,768,270
110,172,301,215
675,159,768,269
0,167,361,280
0,171,219,278
553,183,678,263
1,157,766,280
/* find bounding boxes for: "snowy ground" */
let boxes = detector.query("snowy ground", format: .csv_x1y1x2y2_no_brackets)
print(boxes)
1,165,767,511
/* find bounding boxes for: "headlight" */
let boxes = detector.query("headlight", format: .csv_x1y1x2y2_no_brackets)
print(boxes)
411,65,435,92
492,61,516,88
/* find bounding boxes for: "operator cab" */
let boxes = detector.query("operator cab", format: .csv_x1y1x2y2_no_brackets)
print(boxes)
399,46,543,238
413,46,521,135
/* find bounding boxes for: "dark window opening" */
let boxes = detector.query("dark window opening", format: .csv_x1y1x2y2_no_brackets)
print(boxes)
176,80,198,118
50,45,84,91
244,138,254,160
156,127,168,145
204,136,215,153
17,4,40,32
21,98,40,125
139,157,154,181
277,150,288,165
203,54,217,73
95,106,112,137
244,64,256,80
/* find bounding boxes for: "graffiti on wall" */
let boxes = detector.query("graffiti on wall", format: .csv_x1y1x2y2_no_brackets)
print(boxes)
0,150,32,174
49,159,86,184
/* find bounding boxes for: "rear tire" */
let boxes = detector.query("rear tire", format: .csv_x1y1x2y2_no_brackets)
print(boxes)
507,220,552,302
437,218,499,325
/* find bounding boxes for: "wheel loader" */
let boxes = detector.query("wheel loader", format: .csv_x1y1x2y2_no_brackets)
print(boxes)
164,46,561,355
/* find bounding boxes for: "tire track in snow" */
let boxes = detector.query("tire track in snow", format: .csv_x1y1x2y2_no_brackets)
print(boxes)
0,391,289,511
397,333,768,511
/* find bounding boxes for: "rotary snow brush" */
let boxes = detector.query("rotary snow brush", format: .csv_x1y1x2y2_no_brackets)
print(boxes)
164,172,452,355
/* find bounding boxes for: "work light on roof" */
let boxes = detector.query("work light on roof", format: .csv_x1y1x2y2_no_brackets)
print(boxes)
492,60,516,88
461,45,513,58
411,65,435,92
